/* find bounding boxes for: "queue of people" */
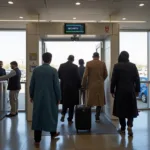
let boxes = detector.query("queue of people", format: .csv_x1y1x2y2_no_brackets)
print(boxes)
0,50,140,145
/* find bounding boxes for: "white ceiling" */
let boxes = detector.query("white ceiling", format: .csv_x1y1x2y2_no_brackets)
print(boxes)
0,0,150,29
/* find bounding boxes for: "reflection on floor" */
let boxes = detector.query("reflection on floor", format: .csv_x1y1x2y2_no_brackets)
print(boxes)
137,100,147,109
0,111,150,150
43,113,117,136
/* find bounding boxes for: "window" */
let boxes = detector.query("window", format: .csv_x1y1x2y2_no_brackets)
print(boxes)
120,32,148,109
0,31,26,111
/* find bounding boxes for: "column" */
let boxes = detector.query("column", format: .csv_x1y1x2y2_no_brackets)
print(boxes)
26,33,40,121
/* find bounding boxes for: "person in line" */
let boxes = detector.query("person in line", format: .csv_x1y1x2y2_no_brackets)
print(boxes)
82,52,108,122
110,51,140,136
30,52,61,144
78,59,86,104
58,55,81,125
0,61,6,76
0,61,21,117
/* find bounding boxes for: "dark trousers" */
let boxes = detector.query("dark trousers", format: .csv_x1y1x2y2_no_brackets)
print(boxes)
119,118,134,130
34,130,56,142
62,105,74,121
96,106,101,117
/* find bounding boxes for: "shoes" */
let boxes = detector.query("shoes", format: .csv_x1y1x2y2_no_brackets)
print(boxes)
68,121,73,125
34,142,40,148
127,127,133,137
118,127,133,136
6,113,17,117
95,116,100,122
51,132,60,139
117,129,125,134
60,115,65,122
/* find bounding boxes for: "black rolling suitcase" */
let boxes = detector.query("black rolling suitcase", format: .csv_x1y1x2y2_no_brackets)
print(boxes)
75,90,91,133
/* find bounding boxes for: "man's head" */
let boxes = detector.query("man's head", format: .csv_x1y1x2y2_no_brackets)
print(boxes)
68,55,74,62
0,61,3,68
118,51,129,63
10,61,18,69
79,59,84,66
93,52,99,59
42,52,52,64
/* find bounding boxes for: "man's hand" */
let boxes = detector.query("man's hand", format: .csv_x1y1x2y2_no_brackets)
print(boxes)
111,93,115,98
30,98,33,103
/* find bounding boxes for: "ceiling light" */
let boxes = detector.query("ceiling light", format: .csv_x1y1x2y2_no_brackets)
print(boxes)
0,20,47,22
51,20,97,23
19,16,23,19
8,1,14,4
139,3,144,7
100,20,146,23
73,17,76,20
76,2,81,5
122,18,126,20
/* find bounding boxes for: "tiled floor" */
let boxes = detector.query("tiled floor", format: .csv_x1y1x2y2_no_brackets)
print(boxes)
0,111,150,150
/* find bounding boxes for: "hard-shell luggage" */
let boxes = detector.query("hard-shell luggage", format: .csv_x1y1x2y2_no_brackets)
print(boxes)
75,89,91,133
75,105,91,133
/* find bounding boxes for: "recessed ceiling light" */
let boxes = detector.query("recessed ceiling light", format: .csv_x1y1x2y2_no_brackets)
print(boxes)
122,18,126,20
8,1,14,4
139,3,144,7
19,16,23,19
73,17,76,20
76,2,81,5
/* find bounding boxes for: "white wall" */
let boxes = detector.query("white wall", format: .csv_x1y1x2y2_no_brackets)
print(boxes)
104,34,119,120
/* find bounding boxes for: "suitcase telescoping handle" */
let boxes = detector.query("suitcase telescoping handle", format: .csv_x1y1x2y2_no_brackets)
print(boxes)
79,88,86,105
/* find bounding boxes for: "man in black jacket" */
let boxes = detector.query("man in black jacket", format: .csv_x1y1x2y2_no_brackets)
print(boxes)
111,51,140,136
58,55,81,125
0,61,6,76
0,61,21,117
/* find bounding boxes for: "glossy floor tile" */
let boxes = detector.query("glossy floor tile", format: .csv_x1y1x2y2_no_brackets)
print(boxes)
0,111,150,150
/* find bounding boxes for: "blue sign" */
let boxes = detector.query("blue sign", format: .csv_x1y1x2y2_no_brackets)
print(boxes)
64,23,85,34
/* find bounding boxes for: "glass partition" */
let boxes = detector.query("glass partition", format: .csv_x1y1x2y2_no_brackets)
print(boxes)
0,81,8,119
0,31,26,111
120,32,149,109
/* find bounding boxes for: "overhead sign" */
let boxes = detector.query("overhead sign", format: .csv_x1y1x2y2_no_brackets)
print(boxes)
64,23,85,34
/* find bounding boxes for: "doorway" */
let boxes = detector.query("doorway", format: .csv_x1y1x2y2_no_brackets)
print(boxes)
26,22,119,121
41,41,102,110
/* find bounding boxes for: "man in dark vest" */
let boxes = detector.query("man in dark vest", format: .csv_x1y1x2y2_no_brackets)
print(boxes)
0,61,6,76
0,61,21,117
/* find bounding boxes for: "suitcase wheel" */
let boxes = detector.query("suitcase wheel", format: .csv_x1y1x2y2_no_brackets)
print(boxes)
76,130,79,133
89,129,91,132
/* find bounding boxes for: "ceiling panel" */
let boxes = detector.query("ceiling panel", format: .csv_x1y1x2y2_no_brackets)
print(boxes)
0,0,46,8
0,0,149,29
